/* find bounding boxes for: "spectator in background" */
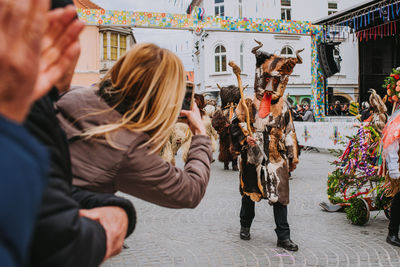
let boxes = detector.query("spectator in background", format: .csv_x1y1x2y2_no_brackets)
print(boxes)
296,104,304,117
301,104,315,122
0,0,51,265
24,1,136,266
328,105,335,116
361,101,372,122
333,100,342,116
342,104,350,116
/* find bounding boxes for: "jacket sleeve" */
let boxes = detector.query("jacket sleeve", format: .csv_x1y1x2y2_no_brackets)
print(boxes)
302,110,312,121
115,134,212,209
386,140,400,179
71,186,136,237
25,96,107,267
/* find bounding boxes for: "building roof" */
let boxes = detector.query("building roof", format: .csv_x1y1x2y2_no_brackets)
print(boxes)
313,0,392,25
73,0,103,9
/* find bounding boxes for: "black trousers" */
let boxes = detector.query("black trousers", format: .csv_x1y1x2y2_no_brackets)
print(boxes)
240,195,290,240
389,191,400,235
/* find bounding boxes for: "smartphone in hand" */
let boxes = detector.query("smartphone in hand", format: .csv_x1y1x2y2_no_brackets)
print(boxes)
179,82,195,119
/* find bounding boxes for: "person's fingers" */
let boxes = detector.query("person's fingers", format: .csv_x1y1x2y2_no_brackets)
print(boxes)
24,0,48,34
40,19,84,72
41,8,66,52
79,209,100,221
33,41,81,99
180,110,190,117
42,6,77,52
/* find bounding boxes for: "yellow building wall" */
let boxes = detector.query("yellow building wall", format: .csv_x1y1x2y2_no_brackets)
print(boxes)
72,25,100,87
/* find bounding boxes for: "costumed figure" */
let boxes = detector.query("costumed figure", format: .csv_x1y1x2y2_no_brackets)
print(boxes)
212,85,241,170
230,40,302,251
368,89,388,134
382,67,400,247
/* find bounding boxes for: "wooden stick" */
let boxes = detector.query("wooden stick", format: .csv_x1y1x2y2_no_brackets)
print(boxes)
228,61,252,136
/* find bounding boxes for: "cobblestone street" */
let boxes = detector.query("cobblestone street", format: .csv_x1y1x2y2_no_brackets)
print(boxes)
103,151,400,267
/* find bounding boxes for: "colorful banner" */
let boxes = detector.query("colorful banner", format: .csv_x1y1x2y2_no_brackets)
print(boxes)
77,9,325,116
77,9,321,35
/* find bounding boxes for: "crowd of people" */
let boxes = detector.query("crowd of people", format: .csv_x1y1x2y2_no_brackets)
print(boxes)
1,0,211,266
327,100,351,116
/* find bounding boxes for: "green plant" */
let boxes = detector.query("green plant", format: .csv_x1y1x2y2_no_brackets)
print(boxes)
345,198,369,225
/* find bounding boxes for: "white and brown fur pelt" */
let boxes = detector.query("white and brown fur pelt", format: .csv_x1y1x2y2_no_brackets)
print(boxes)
368,88,388,134
212,85,242,170
204,99,217,117
160,122,191,165
231,40,301,204
161,94,217,165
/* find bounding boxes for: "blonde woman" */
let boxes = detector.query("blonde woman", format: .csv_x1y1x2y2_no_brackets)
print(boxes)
56,43,212,208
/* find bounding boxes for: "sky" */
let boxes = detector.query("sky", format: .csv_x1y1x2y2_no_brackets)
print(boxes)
92,0,195,70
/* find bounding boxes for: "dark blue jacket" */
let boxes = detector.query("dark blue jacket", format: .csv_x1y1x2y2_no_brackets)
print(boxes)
0,115,48,266
25,88,136,267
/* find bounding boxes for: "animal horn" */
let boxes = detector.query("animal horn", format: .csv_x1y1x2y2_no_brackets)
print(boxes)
295,49,304,64
216,83,222,89
251,39,263,54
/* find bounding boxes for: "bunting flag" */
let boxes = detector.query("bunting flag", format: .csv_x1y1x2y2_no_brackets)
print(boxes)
354,20,398,42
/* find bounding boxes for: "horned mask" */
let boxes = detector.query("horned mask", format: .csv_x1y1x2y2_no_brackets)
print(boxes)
252,40,303,118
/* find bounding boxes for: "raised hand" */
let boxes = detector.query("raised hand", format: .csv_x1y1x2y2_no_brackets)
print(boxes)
0,0,49,122
180,103,207,136
33,5,84,99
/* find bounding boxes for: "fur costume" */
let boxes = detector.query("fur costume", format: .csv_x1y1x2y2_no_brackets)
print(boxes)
160,122,191,165
368,89,388,134
212,86,241,170
161,94,217,164
231,40,302,204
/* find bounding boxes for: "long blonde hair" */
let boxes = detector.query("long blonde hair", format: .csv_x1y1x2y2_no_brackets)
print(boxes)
82,43,185,153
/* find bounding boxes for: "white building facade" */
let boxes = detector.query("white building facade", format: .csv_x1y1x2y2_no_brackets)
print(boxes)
193,0,364,106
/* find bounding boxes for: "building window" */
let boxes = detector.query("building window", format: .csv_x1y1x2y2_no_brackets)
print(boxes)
102,33,107,60
281,46,294,56
281,0,291,20
215,45,227,72
281,8,291,20
328,2,338,15
215,0,224,17
240,43,244,71
238,0,242,18
110,33,118,60
102,32,129,61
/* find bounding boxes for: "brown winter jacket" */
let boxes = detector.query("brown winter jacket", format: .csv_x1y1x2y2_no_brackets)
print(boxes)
56,87,212,209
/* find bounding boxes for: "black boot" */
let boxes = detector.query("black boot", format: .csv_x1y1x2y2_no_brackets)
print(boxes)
387,234,400,247
240,226,250,240
224,162,229,170
232,160,239,171
277,239,298,251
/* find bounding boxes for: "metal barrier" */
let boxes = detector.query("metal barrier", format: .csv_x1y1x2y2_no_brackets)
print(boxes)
294,121,360,150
